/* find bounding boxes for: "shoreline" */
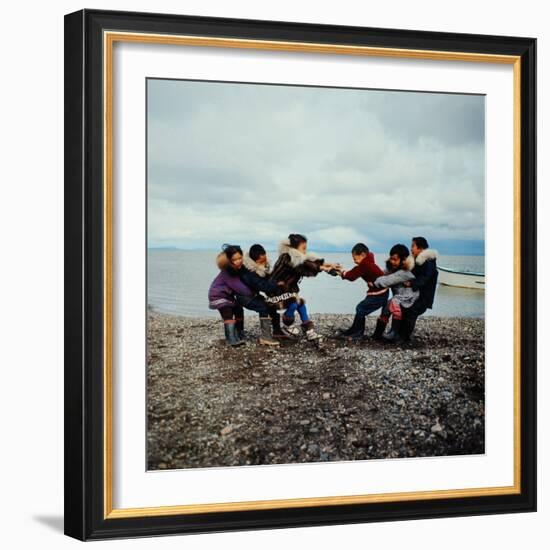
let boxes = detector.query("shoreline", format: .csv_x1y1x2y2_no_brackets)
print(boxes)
147,312,485,470
146,305,485,321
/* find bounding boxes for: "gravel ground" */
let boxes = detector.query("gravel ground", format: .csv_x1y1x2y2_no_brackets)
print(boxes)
147,311,485,470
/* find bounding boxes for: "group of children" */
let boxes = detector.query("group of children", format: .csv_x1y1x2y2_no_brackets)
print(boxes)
207,233,437,347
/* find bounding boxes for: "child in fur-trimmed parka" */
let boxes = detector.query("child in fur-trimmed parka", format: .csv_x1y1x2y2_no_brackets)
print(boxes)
241,244,290,340
370,243,419,342
265,234,338,341
208,244,279,347
398,237,439,341
409,237,438,313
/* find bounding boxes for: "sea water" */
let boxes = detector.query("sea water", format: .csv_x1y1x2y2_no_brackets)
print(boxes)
147,250,485,318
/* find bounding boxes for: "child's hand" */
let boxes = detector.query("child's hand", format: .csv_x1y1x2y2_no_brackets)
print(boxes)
367,281,374,289
403,281,412,287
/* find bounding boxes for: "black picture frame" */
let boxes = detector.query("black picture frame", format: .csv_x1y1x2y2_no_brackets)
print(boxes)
64,8,537,541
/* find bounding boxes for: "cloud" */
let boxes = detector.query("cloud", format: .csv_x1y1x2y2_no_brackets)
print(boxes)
308,226,376,248
147,79,485,253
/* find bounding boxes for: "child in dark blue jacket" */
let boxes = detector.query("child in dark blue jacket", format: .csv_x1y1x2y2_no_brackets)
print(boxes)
240,244,289,339
400,237,439,341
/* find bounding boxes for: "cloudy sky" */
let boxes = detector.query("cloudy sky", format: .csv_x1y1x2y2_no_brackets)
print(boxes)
147,78,485,254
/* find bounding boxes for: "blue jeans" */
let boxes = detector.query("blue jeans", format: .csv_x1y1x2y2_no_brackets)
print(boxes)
285,301,310,323
356,292,388,319
343,291,389,336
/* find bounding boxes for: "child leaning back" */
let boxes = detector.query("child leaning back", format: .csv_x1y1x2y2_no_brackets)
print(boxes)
370,243,419,342
266,233,338,341
335,243,388,341
207,244,279,347
241,243,289,340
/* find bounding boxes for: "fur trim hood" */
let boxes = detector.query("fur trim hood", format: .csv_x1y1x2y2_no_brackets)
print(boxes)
415,248,438,266
278,239,321,268
215,251,228,269
386,254,415,272
242,252,271,277
403,254,415,271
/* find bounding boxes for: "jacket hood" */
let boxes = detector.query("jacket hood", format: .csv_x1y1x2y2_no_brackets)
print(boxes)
216,251,228,269
216,252,242,275
386,254,415,272
404,254,415,271
278,239,321,268
415,248,438,266
243,252,271,277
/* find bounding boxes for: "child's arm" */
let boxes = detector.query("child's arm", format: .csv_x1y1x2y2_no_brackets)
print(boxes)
340,260,381,281
253,274,281,295
340,263,364,281
374,270,414,288
297,258,324,277
242,268,284,295
225,275,254,296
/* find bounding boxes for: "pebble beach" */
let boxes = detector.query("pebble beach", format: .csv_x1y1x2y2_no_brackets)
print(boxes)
147,311,485,470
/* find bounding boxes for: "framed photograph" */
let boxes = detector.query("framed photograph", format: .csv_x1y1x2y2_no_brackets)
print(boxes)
64,9,537,541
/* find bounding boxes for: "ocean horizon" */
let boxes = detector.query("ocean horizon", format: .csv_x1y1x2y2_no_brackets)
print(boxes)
147,250,485,319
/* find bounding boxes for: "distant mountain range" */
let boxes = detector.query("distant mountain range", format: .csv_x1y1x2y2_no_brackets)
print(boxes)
148,238,485,256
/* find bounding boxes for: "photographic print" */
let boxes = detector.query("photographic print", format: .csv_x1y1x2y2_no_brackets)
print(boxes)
146,78,486,470
65,10,536,539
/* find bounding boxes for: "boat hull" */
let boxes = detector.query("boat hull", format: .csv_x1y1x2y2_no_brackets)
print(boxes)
437,267,485,290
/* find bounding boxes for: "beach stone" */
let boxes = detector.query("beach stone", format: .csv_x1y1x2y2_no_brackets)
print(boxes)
146,311,485,470
307,444,320,455
220,425,234,436
431,421,444,434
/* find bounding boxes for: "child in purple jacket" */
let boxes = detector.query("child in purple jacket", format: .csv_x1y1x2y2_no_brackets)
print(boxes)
208,244,279,347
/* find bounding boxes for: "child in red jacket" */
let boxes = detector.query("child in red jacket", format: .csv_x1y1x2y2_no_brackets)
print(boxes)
335,243,388,340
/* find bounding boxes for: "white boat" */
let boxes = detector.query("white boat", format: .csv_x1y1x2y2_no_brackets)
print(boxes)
437,266,485,290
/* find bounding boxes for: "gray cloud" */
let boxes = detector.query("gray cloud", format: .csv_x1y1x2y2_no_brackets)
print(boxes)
147,79,485,253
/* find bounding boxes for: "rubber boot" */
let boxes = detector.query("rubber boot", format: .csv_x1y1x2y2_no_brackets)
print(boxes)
224,321,244,347
272,312,291,339
259,317,280,346
371,319,388,340
400,315,417,342
282,315,295,327
338,314,365,339
383,319,403,343
235,317,245,342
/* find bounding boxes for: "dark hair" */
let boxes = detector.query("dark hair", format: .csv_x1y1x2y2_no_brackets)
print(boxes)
351,243,369,256
249,244,266,261
389,243,410,260
412,236,429,250
288,233,307,249
386,244,410,272
222,243,243,261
